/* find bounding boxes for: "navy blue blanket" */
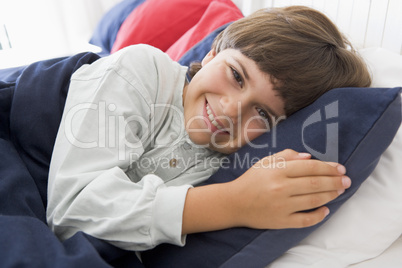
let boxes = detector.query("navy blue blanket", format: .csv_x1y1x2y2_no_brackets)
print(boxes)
0,54,144,268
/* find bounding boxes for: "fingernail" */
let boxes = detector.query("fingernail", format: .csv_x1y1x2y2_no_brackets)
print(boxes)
342,176,351,188
337,189,345,195
324,207,330,217
298,153,311,158
337,165,346,174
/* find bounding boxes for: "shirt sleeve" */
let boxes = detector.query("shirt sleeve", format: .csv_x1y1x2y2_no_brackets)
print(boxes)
47,46,191,251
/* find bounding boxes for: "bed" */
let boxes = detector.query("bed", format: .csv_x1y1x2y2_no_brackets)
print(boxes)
0,0,401,267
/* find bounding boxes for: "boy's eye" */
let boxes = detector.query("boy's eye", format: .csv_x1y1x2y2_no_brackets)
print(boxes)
230,67,243,87
256,107,268,119
256,107,272,126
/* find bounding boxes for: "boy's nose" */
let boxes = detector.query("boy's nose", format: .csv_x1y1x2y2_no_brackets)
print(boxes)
219,96,245,124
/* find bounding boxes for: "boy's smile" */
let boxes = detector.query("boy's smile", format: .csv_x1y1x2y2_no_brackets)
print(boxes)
204,100,230,135
182,48,286,154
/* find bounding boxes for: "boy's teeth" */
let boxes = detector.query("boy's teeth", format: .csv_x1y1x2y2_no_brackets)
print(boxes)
206,103,223,130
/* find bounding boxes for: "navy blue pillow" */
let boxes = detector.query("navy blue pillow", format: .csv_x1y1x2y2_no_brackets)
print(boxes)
89,0,146,54
142,87,401,267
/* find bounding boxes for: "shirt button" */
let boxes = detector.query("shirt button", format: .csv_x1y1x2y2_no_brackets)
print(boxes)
169,158,178,168
183,142,192,150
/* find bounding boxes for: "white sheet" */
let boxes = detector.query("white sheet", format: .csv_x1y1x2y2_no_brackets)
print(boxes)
350,236,402,268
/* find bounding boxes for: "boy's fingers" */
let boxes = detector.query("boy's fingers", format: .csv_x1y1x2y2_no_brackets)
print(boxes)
285,159,346,178
264,149,311,164
291,191,340,213
288,206,330,228
288,175,351,195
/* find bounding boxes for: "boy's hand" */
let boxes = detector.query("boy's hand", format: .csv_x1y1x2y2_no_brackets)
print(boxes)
182,149,350,234
229,149,350,229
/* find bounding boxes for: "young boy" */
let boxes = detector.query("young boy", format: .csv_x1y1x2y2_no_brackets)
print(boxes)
47,6,371,251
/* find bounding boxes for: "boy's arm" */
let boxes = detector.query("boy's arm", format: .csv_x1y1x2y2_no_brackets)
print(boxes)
47,46,191,251
182,149,350,234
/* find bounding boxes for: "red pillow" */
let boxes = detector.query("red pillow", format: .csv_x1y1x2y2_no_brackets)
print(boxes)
166,0,244,61
111,0,214,53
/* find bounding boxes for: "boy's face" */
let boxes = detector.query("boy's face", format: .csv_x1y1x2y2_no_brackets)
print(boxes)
183,48,285,154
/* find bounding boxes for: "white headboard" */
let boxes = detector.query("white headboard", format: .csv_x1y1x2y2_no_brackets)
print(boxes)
232,0,402,55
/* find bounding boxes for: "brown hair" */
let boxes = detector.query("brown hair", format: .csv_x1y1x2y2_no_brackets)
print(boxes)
190,6,371,116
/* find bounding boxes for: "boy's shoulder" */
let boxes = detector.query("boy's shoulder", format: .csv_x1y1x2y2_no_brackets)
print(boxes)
73,44,181,82
113,44,174,68
107,44,184,82
116,44,164,57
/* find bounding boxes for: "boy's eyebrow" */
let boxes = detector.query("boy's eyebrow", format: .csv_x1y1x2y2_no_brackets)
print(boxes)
233,56,249,81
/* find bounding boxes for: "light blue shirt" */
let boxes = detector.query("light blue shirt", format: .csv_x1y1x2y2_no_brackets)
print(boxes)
47,45,223,251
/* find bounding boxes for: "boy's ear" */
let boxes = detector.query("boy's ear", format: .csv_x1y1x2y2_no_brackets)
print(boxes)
201,49,217,66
